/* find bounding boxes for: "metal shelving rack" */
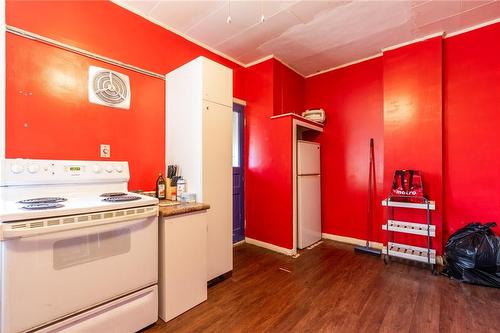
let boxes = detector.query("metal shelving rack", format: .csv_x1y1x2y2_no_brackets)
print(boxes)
382,195,436,274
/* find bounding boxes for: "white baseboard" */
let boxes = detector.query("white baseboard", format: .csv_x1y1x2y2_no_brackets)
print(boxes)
322,233,444,265
233,240,245,247
321,233,384,249
245,237,295,256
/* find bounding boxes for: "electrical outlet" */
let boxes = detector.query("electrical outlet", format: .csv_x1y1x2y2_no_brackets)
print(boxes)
100,144,110,158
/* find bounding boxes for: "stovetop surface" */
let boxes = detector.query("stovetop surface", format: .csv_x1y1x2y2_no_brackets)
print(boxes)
0,192,158,222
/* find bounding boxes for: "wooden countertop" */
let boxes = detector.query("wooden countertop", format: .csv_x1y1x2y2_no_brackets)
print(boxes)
158,200,210,217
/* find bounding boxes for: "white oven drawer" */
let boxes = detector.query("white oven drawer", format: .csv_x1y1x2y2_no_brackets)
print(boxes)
0,206,158,333
35,286,158,333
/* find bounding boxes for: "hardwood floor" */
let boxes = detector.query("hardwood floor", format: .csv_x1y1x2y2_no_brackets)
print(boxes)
143,240,500,333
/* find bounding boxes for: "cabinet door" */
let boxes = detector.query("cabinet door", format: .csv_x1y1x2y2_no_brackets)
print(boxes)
202,58,233,107
298,140,321,175
202,100,233,280
298,175,322,249
159,212,207,322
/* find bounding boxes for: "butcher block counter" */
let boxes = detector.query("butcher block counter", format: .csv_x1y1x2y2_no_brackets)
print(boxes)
158,200,210,217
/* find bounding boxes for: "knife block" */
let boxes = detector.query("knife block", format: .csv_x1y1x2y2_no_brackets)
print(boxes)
166,178,176,200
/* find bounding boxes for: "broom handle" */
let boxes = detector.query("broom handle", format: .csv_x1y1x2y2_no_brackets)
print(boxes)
367,138,374,247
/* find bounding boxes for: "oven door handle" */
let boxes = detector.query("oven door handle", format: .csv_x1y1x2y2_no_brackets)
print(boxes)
1,206,159,240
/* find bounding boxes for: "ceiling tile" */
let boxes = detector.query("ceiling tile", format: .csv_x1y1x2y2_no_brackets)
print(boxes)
186,1,297,46
412,0,464,27
149,0,225,32
116,0,159,15
259,1,412,63
287,0,350,23
416,1,500,36
217,10,302,59
460,0,494,11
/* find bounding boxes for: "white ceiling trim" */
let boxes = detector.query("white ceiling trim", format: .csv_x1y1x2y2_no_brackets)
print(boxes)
274,55,305,78
243,54,274,68
381,31,445,52
305,53,383,79
445,17,500,38
243,54,306,78
109,0,246,68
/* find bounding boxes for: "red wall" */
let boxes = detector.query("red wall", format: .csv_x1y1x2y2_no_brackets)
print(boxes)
383,37,444,253
5,0,243,190
444,23,500,238
244,59,294,249
274,61,305,116
305,58,384,242
304,25,500,253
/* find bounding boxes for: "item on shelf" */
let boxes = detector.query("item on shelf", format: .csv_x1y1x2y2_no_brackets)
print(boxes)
302,108,325,123
179,193,196,204
167,165,178,179
391,170,424,203
442,222,500,288
176,178,187,198
156,173,166,200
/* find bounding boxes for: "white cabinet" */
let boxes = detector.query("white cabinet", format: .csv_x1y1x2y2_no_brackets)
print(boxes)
166,57,233,281
202,59,233,107
159,211,208,322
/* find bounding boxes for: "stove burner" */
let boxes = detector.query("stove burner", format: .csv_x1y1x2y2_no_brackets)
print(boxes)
102,195,141,202
21,203,65,210
100,192,128,197
17,197,67,204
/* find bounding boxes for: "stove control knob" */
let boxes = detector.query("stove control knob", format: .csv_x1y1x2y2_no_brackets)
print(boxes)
11,163,25,174
92,165,102,174
115,165,123,173
28,164,40,174
105,165,113,173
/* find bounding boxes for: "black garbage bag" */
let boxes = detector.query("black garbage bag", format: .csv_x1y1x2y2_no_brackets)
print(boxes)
443,222,500,288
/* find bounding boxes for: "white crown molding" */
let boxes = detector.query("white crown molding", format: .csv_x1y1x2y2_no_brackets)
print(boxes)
110,0,245,68
445,17,500,38
244,54,306,78
305,53,383,79
273,55,305,78
381,31,445,52
243,54,274,68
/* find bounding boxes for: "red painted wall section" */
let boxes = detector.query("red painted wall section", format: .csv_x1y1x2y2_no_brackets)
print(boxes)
244,60,294,249
5,0,244,191
273,60,305,116
444,23,500,237
5,0,244,97
383,37,444,253
304,58,384,242
5,34,164,191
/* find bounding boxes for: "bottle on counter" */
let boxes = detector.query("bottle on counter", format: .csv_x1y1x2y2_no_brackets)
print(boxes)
156,173,166,200
176,178,186,199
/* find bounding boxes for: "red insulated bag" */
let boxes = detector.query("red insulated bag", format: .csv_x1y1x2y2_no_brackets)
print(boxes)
391,170,424,202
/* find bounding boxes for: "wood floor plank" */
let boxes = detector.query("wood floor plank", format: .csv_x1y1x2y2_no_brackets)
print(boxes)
142,240,500,333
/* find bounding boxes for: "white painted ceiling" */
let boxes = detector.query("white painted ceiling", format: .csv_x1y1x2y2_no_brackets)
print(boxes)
114,0,500,76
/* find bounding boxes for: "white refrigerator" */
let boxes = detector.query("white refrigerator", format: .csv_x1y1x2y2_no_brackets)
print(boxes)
297,140,322,249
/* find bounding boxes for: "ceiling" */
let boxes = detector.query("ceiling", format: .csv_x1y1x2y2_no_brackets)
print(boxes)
114,0,500,76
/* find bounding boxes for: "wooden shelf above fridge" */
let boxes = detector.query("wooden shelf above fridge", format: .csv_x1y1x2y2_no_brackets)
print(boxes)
270,113,324,132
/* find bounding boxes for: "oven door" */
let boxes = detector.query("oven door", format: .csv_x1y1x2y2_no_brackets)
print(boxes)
0,205,158,333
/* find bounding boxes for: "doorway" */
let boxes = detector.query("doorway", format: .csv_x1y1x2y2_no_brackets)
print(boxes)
232,102,245,243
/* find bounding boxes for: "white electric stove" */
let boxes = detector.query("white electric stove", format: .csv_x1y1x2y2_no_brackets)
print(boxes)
0,159,159,333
